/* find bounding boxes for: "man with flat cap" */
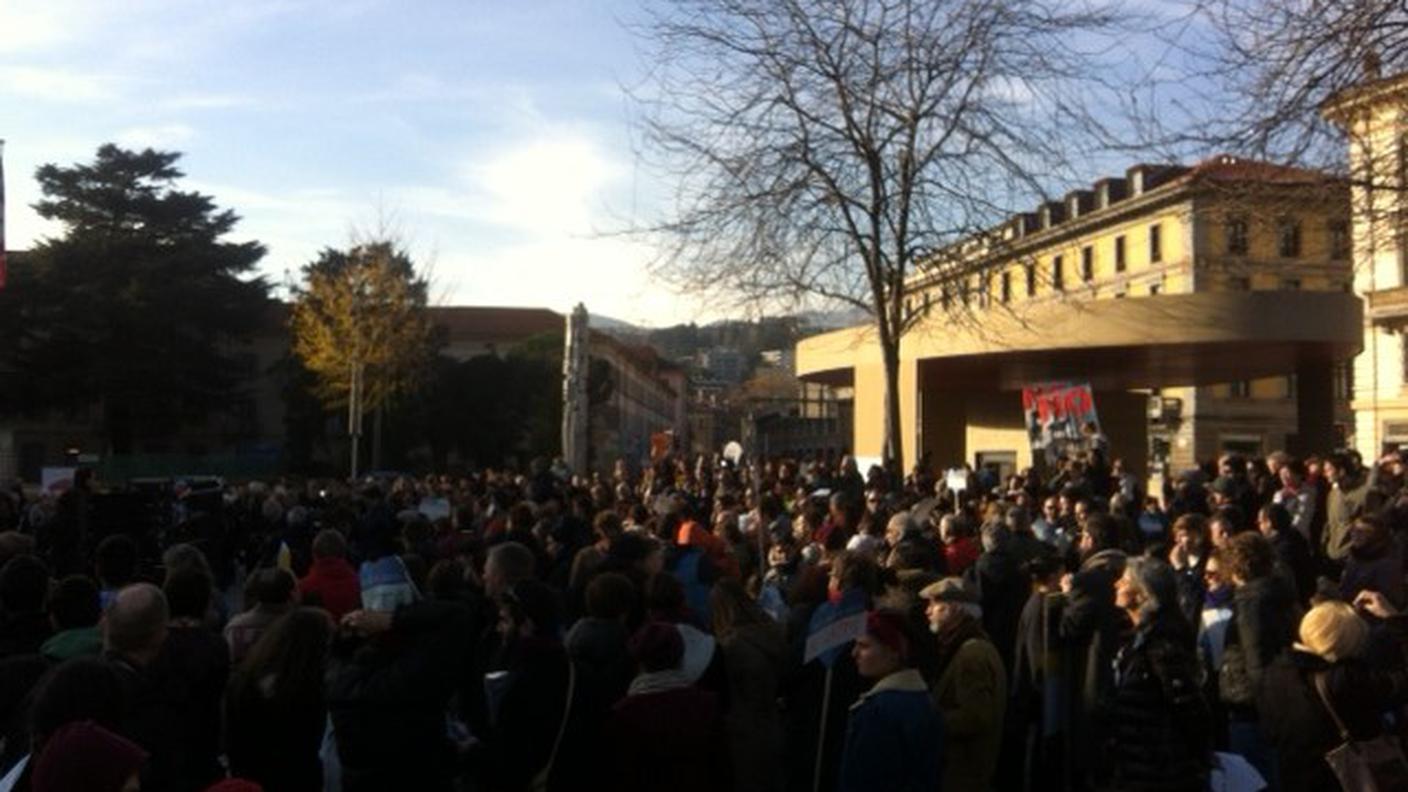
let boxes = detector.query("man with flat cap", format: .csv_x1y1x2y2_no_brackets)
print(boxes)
921,577,1006,791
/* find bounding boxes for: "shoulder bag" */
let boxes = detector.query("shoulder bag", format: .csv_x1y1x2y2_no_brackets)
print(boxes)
1312,671,1408,791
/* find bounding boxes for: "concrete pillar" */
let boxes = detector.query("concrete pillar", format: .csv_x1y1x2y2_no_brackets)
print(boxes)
1293,362,1335,456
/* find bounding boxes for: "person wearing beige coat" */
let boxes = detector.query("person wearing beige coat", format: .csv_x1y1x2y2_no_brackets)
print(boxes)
922,577,1008,791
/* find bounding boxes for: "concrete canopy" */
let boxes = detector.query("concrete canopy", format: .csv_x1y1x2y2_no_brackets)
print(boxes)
797,290,1362,392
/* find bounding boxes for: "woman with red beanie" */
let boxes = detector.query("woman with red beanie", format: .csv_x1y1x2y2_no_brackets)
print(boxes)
837,610,943,792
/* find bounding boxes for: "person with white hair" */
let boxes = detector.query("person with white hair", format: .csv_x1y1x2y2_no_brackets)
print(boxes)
1107,557,1211,792
920,577,1005,791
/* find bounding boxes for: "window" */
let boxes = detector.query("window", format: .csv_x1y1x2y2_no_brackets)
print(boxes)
1278,217,1302,258
961,279,971,306
979,274,991,308
1228,380,1251,399
1025,263,1036,296
940,285,951,310
1148,282,1161,296
1052,255,1064,290
1282,278,1301,290
1226,216,1249,255
1149,224,1162,263
922,291,932,316
1286,375,1297,400
1001,271,1011,304
1081,246,1094,282
1114,235,1127,272
1330,220,1350,260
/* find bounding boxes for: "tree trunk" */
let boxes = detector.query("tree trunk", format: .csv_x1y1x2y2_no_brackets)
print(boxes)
881,335,904,470
105,400,134,457
372,404,383,471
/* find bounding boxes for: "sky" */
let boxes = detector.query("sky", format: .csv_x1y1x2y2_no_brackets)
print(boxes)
0,0,710,326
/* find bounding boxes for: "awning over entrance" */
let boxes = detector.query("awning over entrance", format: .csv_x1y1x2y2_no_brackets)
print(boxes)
797,290,1362,391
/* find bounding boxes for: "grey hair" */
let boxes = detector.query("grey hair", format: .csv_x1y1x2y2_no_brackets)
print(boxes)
1124,556,1179,617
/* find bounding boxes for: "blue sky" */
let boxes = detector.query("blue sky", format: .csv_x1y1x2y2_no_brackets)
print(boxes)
0,0,702,325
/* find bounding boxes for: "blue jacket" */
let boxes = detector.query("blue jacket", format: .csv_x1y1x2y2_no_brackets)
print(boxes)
838,668,943,792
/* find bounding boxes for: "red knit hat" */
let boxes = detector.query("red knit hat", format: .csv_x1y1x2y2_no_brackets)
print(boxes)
205,780,265,792
865,610,911,662
32,721,147,792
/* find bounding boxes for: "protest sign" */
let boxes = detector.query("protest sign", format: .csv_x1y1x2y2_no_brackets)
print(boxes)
1022,381,1102,463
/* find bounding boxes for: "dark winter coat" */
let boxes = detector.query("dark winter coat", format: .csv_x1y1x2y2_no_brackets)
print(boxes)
1219,574,1299,715
1268,528,1315,605
720,621,787,792
225,667,325,792
470,635,577,792
1060,549,1128,782
156,625,230,792
966,544,1025,674
608,685,731,792
327,600,475,792
837,668,943,792
1340,537,1406,609
1259,638,1408,792
1108,614,1210,792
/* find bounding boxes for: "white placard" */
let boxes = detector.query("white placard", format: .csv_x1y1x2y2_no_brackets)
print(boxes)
803,611,867,664
40,467,76,496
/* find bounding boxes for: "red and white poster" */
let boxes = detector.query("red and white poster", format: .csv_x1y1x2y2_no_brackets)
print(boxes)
1021,381,1102,463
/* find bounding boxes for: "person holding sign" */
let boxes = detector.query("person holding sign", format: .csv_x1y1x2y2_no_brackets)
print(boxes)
837,610,942,792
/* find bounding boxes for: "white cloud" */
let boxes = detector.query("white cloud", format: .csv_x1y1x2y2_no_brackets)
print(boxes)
160,92,256,111
0,2,87,55
115,124,197,149
461,135,624,235
437,235,718,327
0,66,122,103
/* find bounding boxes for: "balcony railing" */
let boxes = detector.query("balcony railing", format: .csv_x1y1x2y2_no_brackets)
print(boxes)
1367,286,1408,329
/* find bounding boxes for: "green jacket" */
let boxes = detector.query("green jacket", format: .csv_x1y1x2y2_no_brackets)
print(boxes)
932,635,1007,791
41,626,102,662
1325,470,1375,561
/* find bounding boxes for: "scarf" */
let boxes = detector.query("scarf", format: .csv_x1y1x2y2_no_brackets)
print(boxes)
933,612,987,676
627,668,693,697
1204,585,1233,609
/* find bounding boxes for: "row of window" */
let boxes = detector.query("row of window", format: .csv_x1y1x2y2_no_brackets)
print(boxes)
908,213,1352,319
1226,216,1350,260
910,223,1163,315
1223,364,1353,401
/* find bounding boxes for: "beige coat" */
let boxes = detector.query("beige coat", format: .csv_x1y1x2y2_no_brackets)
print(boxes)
932,636,1007,791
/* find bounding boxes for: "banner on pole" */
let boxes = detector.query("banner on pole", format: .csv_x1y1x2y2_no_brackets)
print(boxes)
1021,380,1102,463
1,139,7,290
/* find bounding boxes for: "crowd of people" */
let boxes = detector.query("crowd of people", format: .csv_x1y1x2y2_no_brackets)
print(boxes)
0,444,1407,791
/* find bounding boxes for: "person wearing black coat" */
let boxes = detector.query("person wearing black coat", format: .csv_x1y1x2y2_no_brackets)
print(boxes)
965,523,1025,675
1258,504,1315,606
468,579,582,792
328,598,476,792
1058,515,1129,789
225,608,331,792
1258,594,1408,792
1108,557,1211,792
1218,532,1300,790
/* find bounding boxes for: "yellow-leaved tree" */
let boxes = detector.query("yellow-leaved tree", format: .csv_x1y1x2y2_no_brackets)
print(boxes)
289,241,436,474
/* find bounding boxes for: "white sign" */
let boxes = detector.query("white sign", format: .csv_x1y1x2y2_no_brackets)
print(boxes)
418,497,451,522
945,468,969,492
40,467,77,496
803,611,867,664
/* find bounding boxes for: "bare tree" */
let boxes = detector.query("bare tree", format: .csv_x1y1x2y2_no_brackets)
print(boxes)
628,0,1134,466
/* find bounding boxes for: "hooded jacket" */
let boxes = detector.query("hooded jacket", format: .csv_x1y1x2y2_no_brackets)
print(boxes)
837,668,943,792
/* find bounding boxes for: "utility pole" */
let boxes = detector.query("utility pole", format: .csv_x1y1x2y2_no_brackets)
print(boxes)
348,359,364,480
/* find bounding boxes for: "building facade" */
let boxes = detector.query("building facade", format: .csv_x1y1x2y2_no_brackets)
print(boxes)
797,156,1360,475
1325,71,1408,456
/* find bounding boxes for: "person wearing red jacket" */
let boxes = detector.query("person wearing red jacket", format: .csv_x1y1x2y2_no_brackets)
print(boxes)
299,529,361,621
